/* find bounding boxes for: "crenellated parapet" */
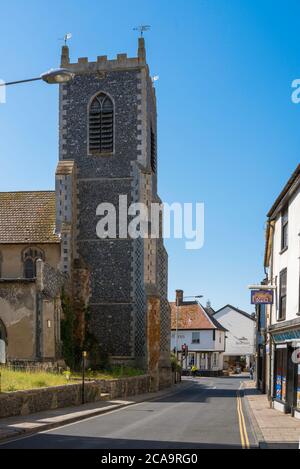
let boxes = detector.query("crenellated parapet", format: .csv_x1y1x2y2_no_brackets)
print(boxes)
61,38,147,71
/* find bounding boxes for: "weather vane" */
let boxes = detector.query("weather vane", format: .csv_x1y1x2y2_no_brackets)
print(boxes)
59,33,72,46
133,25,151,37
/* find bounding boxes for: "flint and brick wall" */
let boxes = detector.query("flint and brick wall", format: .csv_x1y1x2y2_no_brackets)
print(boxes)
0,375,150,418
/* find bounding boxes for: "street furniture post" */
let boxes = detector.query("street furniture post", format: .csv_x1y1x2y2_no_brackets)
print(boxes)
82,351,87,404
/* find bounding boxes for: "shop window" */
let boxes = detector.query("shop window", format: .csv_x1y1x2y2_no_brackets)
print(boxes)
297,365,300,409
275,347,287,402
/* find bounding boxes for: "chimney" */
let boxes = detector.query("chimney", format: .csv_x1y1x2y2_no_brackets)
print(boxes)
176,289,183,305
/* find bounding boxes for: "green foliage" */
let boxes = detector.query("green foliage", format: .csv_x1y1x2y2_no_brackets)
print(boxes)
60,290,76,369
0,369,75,392
60,290,110,371
33,380,47,388
72,366,144,380
170,353,181,372
63,369,71,380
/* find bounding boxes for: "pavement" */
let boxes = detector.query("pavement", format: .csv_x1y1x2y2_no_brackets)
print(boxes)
243,380,300,449
0,382,192,444
0,376,257,449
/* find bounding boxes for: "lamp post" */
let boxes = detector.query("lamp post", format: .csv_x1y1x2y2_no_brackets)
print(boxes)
175,294,203,380
82,350,87,405
0,68,75,87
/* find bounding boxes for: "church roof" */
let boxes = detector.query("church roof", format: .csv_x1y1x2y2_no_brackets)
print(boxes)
170,301,227,331
0,191,59,244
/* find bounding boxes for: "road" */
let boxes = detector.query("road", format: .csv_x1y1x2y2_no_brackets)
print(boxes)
0,376,257,449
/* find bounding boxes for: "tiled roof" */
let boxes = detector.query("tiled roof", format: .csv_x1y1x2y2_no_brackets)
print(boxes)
170,301,226,331
0,191,59,244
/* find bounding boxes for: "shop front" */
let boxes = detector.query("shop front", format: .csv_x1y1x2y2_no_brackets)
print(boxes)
271,327,300,418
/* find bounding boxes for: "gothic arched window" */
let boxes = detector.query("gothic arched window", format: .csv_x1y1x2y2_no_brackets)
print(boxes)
89,93,114,154
0,319,7,342
22,247,44,279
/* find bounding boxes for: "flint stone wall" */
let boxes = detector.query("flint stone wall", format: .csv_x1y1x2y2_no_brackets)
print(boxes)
94,374,150,399
0,374,150,418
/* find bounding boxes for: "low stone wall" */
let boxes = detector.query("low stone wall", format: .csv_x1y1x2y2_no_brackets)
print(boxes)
94,375,150,399
0,375,150,419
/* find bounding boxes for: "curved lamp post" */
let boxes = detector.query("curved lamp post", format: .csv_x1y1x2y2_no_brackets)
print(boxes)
0,68,75,87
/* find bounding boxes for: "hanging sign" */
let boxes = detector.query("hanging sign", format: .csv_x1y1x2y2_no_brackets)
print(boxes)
251,289,273,305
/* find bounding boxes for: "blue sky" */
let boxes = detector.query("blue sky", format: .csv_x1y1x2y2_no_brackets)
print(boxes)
0,0,299,312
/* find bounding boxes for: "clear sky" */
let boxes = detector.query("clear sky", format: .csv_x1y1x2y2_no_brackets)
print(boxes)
0,0,299,312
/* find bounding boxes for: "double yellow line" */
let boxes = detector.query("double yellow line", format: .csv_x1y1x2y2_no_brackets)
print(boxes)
237,384,250,449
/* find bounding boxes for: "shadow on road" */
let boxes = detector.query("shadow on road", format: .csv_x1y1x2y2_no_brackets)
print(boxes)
1,433,246,449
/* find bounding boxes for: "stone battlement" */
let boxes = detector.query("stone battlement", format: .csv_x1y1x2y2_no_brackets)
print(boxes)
61,37,148,72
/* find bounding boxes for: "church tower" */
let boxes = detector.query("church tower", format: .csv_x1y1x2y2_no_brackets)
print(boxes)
55,38,171,389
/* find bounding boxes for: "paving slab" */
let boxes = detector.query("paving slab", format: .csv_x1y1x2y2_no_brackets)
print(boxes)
242,380,300,448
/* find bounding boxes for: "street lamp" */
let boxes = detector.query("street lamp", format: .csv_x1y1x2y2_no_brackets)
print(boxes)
0,68,75,87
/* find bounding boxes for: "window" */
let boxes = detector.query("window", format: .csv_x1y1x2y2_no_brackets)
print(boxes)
192,332,200,344
281,206,288,251
0,319,6,342
213,329,216,341
274,347,287,402
89,93,114,154
189,354,195,366
278,269,287,320
150,127,156,173
299,271,300,315
22,247,44,279
24,258,35,279
212,353,218,367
